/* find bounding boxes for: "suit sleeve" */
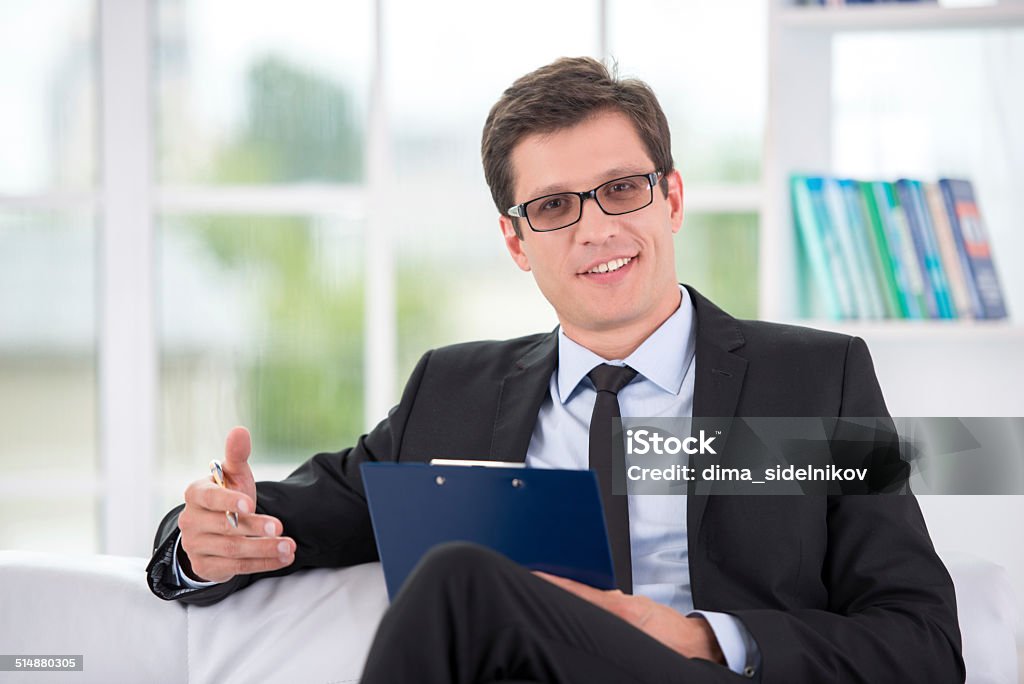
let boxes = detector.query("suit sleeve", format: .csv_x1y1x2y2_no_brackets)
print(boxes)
730,337,965,683
146,350,434,605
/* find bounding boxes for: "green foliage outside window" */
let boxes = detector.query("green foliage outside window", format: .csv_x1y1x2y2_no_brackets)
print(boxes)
676,212,759,320
184,56,443,462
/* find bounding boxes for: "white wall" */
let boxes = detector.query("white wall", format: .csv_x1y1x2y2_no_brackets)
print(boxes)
866,329,1024,646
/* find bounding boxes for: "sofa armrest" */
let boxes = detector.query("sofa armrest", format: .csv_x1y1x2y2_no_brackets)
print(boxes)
941,550,1020,684
0,550,187,683
0,551,388,684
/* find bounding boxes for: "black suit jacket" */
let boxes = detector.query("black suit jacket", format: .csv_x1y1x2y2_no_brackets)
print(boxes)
147,285,964,683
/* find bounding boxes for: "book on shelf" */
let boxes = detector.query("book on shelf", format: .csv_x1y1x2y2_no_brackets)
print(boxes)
791,175,852,319
924,182,973,317
938,178,1008,319
896,178,957,319
790,174,1006,320
857,181,904,318
838,178,888,318
875,180,929,319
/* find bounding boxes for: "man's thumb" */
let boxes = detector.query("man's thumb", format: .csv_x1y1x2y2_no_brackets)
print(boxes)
224,426,252,469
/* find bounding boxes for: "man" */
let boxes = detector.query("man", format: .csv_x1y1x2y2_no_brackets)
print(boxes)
147,57,964,683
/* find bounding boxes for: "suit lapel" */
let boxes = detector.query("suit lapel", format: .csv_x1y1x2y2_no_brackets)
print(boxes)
489,330,559,463
686,285,748,540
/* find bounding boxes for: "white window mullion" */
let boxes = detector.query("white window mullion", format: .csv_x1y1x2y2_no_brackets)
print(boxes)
364,0,397,429
0,192,99,212
98,0,156,556
156,185,365,217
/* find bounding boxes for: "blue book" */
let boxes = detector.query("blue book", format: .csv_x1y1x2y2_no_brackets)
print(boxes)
361,463,615,600
896,179,956,318
938,179,1007,319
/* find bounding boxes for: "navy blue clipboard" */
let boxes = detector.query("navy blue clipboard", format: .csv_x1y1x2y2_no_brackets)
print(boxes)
361,463,615,600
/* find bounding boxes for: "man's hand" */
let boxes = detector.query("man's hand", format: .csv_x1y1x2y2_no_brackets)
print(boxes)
534,572,725,665
177,426,295,583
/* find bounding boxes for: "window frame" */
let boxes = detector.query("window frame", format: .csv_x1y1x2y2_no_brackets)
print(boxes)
0,0,762,556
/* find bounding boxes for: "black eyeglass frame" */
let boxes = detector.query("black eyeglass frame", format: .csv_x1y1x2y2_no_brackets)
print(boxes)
506,171,664,233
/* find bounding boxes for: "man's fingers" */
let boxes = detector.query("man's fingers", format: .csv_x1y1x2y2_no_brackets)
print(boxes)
179,504,281,537
223,426,252,468
533,571,589,594
234,514,281,537
188,553,296,583
534,571,645,627
185,533,295,561
533,571,616,605
185,480,254,516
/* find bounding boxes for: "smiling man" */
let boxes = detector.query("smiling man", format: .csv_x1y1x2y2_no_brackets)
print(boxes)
147,57,964,683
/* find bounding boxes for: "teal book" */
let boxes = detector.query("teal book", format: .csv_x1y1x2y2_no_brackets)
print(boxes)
857,181,903,318
838,178,887,318
823,178,870,318
874,182,927,319
806,176,857,318
791,175,843,319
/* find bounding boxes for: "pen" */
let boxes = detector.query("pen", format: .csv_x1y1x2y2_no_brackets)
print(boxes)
209,459,239,528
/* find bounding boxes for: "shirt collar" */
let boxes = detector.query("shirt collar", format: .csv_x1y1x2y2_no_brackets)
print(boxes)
556,285,695,404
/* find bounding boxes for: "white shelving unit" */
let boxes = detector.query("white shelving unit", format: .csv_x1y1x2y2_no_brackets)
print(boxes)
762,2,1024,645
762,0,1024,406
763,0,1024,326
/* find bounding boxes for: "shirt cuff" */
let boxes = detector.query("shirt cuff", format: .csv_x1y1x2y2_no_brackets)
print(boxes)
172,535,221,588
689,610,760,678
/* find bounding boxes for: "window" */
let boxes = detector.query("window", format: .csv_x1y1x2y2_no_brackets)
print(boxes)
155,0,373,495
0,2,99,552
609,0,766,316
1,0,767,555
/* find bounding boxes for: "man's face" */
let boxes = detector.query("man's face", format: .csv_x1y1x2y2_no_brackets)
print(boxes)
500,109,684,341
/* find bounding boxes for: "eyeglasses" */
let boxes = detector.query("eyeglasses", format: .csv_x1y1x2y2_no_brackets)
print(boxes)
507,171,663,233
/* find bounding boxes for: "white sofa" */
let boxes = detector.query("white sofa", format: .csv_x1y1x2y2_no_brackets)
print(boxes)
0,549,1018,683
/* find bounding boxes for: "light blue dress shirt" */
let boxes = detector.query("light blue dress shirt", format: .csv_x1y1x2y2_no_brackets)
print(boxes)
525,286,758,675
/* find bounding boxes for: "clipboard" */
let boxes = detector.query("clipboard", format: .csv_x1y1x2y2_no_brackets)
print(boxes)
361,462,615,600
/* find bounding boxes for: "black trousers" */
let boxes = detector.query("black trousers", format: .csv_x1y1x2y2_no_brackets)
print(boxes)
360,542,744,684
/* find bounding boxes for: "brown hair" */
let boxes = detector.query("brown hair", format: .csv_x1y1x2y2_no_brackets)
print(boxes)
481,56,673,237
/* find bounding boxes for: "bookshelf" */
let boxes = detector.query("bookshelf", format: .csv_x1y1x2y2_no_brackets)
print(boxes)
762,5,1024,641
761,0,1024,415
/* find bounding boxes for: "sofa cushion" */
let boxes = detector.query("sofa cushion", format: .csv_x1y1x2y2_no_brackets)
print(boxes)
186,561,388,684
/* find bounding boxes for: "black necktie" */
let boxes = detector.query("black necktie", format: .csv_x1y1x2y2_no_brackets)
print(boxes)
587,363,637,594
